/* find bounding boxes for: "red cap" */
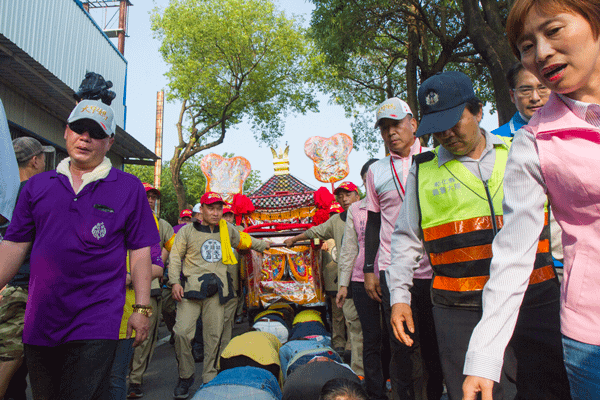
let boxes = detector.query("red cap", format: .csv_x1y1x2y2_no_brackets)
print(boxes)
333,181,358,195
142,182,161,196
223,204,234,214
179,209,192,219
329,202,344,213
200,191,225,205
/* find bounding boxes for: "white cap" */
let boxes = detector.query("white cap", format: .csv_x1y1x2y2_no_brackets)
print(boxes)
68,100,116,137
374,97,413,128
192,203,201,213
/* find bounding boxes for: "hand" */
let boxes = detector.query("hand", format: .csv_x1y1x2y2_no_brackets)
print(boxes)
364,273,382,303
264,240,271,250
462,376,494,400
127,312,150,347
283,238,295,248
391,303,414,346
336,286,348,308
172,283,184,302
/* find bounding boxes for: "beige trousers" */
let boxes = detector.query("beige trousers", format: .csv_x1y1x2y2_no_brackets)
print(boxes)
330,294,347,350
343,298,364,376
221,297,238,354
129,296,161,385
174,295,225,383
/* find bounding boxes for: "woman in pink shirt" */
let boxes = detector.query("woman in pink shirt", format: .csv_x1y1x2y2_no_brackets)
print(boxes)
463,0,600,399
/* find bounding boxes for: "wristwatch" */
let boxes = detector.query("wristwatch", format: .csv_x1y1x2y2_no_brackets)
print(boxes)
132,304,153,317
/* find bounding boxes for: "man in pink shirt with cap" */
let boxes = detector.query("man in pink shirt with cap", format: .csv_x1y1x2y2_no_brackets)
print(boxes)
363,97,442,400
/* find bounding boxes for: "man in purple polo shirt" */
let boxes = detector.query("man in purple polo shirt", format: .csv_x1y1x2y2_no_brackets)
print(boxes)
0,99,159,400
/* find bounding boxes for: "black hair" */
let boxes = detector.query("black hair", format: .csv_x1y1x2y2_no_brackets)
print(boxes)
360,158,379,179
465,97,483,116
506,62,526,90
320,378,369,400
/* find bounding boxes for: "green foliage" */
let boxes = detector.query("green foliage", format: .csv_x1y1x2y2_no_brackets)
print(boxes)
151,0,319,147
125,155,262,226
307,0,498,155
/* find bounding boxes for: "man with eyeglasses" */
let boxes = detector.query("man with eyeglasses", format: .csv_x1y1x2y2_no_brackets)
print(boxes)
0,99,159,400
493,62,551,137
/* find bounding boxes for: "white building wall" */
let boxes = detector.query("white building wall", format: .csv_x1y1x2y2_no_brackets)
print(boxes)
0,0,127,127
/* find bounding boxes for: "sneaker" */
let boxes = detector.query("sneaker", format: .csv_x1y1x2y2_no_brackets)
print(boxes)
173,376,194,399
127,383,143,398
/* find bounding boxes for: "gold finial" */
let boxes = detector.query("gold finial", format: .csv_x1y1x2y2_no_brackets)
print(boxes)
271,145,290,175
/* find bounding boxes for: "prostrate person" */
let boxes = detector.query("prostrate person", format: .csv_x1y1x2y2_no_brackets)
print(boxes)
0,99,158,400
364,97,442,400
169,192,270,398
336,159,390,400
128,183,175,399
192,331,283,400
463,0,600,398
493,62,550,138
284,182,364,378
0,137,53,400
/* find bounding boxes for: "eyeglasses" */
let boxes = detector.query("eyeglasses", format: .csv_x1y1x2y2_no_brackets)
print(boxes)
514,85,551,98
68,121,109,140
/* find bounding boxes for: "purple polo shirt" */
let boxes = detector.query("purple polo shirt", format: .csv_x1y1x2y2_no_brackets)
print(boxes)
5,167,159,346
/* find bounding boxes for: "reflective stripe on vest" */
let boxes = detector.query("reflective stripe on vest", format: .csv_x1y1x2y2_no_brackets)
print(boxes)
417,141,555,308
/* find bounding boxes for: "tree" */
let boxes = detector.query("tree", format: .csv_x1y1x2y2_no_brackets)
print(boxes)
151,0,318,209
308,0,518,153
125,156,262,226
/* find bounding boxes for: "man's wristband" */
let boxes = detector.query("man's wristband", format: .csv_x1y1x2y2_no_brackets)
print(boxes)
363,263,375,274
132,304,153,317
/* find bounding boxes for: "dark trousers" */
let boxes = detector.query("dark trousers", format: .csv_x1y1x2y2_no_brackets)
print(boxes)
381,272,443,400
5,361,28,400
511,300,571,400
433,307,514,400
411,278,444,400
353,281,391,400
24,339,118,400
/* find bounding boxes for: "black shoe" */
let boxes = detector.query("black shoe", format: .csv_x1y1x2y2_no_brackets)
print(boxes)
169,333,175,345
127,383,143,398
173,376,194,399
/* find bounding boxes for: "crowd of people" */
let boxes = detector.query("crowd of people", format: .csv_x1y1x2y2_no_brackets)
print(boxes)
1,0,600,399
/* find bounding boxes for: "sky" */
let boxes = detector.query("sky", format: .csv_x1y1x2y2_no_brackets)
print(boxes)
90,0,501,193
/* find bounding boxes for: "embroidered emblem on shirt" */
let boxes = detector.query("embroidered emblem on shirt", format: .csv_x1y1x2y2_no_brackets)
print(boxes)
201,239,222,263
425,91,439,106
92,222,107,240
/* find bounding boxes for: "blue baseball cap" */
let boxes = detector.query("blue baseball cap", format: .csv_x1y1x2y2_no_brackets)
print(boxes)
416,71,476,137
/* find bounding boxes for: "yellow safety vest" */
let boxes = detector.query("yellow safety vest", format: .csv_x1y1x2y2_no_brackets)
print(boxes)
415,140,556,308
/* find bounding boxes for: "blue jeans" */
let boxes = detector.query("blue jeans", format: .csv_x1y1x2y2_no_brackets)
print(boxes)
109,338,135,400
562,335,600,400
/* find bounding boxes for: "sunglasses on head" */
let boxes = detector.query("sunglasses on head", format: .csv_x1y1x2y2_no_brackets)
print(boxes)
68,121,109,140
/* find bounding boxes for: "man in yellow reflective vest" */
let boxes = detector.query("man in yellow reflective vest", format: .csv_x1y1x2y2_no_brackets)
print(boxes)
386,71,568,400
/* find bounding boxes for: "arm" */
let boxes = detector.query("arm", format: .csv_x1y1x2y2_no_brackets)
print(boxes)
0,241,31,288
363,211,382,302
284,219,333,248
463,129,547,394
386,166,425,346
168,230,186,302
128,246,152,346
336,206,359,308
151,242,165,280
284,232,309,248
